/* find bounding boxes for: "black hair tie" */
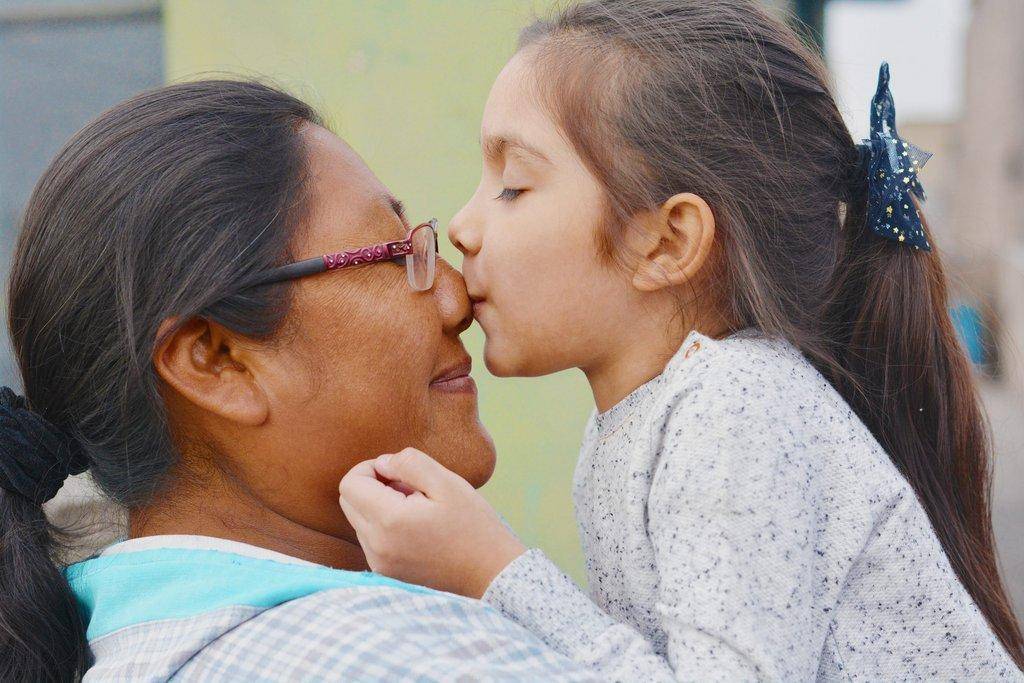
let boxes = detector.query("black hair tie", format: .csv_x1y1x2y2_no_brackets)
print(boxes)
0,387,89,505
854,142,872,178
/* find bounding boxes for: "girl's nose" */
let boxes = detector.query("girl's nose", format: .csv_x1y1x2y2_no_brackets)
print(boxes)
433,258,473,336
448,204,481,257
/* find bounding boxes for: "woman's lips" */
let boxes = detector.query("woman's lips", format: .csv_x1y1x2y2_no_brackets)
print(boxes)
431,375,477,394
430,358,476,394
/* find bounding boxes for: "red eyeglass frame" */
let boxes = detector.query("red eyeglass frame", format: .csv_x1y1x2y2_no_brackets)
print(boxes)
251,219,438,288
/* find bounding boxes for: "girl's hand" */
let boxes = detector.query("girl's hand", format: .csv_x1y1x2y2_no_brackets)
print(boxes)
338,447,526,599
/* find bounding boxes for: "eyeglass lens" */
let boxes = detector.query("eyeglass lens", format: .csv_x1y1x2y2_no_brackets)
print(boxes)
407,224,436,291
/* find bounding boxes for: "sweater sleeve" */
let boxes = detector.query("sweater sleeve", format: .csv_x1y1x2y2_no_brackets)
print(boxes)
484,368,848,681
483,549,679,681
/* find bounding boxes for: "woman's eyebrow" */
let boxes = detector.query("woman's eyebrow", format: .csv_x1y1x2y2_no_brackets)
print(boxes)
385,194,409,227
480,134,551,164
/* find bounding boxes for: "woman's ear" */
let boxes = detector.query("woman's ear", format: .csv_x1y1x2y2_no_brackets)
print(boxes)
631,192,716,293
153,317,269,427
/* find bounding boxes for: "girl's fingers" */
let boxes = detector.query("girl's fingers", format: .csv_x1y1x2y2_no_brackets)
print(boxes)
386,479,417,496
338,470,372,533
338,494,370,542
342,458,378,484
339,459,410,522
373,447,454,498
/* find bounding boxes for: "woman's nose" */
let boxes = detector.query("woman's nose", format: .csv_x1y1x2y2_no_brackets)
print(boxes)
448,203,481,257
433,258,473,336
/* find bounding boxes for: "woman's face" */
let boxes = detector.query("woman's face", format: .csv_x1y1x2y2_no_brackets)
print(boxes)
448,51,639,379
238,125,495,538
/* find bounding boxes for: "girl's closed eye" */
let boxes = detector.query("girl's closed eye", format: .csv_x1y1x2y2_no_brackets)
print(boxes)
495,187,525,202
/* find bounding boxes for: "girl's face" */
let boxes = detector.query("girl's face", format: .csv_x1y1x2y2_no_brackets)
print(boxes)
449,52,640,378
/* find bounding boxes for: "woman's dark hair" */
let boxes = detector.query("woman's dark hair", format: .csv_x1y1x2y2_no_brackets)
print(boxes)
520,0,1023,667
0,80,322,681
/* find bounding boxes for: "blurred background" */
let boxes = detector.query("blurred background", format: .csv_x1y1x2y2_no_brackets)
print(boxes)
1,0,1021,615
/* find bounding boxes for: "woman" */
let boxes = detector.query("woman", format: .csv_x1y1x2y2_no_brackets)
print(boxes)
0,80,590,681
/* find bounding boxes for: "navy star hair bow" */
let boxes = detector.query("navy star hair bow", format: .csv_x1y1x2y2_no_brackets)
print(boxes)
858,62,932,251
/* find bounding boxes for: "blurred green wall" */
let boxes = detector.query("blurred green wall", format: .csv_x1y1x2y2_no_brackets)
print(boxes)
163,0,591,581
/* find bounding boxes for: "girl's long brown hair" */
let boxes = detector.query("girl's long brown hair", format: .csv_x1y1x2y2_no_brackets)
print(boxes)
521,0,1023,667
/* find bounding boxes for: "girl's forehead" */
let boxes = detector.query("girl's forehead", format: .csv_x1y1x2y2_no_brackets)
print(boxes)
485,53,545,126
482,58,578,169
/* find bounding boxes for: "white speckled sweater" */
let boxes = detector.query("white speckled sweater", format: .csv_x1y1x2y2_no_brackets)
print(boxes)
483,329,1021,681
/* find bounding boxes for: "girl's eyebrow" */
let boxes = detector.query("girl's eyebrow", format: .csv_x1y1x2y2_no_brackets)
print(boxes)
480,133,551,164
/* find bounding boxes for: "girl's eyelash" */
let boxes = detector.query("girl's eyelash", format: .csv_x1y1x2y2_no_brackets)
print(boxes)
495,188,525,202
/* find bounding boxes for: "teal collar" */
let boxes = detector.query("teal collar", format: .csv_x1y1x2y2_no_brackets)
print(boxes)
65,547,428,641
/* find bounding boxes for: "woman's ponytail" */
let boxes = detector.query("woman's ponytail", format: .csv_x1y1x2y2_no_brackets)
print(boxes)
0,388,91,681
0,491,90,681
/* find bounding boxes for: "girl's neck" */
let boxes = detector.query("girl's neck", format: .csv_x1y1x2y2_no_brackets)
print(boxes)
584,313,735,413
130,471,368,571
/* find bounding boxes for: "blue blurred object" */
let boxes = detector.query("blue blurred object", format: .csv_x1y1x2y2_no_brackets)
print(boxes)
950,303,987,366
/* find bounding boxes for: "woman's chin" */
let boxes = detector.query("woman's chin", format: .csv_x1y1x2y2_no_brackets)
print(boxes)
444,429,496,489
464,433,497,489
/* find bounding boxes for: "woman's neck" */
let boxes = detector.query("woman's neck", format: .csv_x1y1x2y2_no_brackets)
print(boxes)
130,470,368,571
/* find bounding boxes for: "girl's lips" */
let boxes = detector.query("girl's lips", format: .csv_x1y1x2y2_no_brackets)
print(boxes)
470,296,487,318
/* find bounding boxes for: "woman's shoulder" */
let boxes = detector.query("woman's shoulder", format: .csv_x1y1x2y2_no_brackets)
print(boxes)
187,585,588,679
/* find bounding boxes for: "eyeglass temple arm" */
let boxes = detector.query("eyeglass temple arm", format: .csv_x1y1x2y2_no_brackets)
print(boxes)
251,223,437,287
250,257,326,286
321,241,413,269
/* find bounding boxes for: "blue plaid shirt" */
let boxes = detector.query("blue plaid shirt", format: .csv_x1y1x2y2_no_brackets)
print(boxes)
67,537,594,682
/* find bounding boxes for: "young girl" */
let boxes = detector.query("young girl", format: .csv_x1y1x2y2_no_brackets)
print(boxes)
339,0,1024,679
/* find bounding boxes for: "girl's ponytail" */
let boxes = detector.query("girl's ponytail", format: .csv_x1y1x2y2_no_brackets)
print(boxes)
0,388,91,680
824,202,1024,666
821,79,1024,663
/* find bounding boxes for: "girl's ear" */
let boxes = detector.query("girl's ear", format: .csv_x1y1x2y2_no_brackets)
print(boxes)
631,192,716,292
153,317,269,427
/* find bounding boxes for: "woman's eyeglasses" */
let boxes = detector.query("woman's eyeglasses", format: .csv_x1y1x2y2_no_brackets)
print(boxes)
252,219,438,292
